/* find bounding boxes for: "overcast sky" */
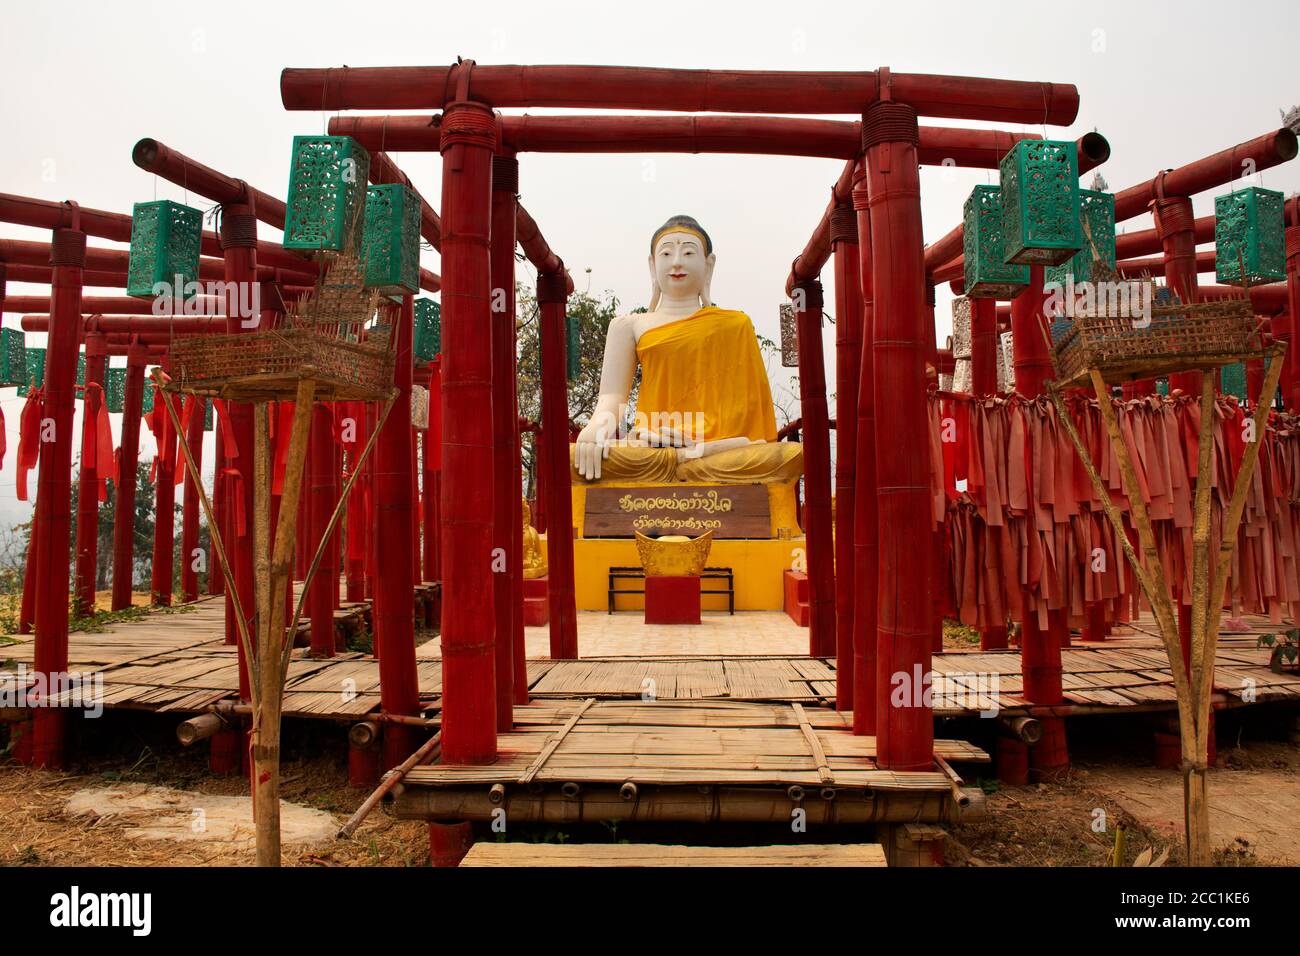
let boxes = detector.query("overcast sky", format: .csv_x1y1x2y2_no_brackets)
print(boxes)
2,0,1298,528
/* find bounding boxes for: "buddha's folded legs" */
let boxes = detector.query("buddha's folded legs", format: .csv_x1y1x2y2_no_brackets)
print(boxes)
568,441,804,485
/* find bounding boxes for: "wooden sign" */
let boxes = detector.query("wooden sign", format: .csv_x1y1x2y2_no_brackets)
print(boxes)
584,485,771,539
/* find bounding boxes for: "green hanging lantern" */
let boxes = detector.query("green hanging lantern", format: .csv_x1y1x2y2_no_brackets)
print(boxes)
0,327,26,386
1220,363,1248,401
75,353,86,392
565,313,581,382
413,298,441,364
203,397,214,432
361,184,422,295
126,200,203,300
962,185,1029,298
1215,186,1286,286
17,347,45,396
106,366,126,413
999,139,1083,267
283,135,371,254
1046,189,1116,287
142,380,155,415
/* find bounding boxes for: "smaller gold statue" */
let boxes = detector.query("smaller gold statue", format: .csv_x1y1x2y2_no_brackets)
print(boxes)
522,497,547,579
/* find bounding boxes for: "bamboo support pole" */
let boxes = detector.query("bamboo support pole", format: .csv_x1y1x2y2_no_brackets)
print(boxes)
337,732,442,840
252,405,280,867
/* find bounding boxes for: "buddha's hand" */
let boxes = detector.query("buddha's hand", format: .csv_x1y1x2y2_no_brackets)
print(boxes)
574,410,619,480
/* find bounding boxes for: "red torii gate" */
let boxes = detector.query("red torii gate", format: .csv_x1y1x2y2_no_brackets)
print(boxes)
283,59,1084,784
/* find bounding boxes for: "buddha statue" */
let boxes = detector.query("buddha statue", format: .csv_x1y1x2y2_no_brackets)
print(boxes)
572,215,803,485
522,497,547,579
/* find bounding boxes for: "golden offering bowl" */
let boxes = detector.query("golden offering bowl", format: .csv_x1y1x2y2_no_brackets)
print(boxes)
634,530,714,577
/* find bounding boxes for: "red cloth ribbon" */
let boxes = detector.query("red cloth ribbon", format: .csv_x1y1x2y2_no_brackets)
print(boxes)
220,466,247,536
15,387,44,502
80,382,116,502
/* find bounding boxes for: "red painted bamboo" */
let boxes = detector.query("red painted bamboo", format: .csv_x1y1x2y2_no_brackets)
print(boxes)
19,315,227,334
307,405,336,656
1155,195,1204,398
1008,266,1068,774
284,63,1080,125
374,297,422,768
793,279,836,657
111,346,146,611
30,227,85,768
1286,222,1300,410
422,361,441,585
344,400,369,603
862,101,933,771
831,203,860,711
150,386,179,606
969,297,1008,650
74,336,108,617
179,396,205,602
851,184,878,736
490,154,519,729
332,113,1096,168
538,271,579,661
438,99,499,764
210,421,224,597
219,204,258,704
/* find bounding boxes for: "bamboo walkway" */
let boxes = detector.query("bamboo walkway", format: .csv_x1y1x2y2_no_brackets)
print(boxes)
460,842,888,866
3,600,1298,721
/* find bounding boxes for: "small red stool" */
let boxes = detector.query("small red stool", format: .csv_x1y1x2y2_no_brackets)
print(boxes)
523,576,550,626
645,575,701,625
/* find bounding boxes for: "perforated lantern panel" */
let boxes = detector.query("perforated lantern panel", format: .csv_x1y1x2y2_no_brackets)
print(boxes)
283,136,371,254
963,185,1029,298
1046,189,1116,287
1215,186,1286,286
413,298,441,364
999,140,1083,267
106,366,126,413
1220,363,1248,401
17,347,45,396
0,327,26,386
126,200,203,300
779,303,798,367
75,353,86,392
362,184,422,295
203,397,213,431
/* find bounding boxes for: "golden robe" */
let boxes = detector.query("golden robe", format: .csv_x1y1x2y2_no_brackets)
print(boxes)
571,307,802,485
634,307,778,444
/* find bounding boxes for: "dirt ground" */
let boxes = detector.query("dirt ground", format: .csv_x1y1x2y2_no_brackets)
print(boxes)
2,708,1297,867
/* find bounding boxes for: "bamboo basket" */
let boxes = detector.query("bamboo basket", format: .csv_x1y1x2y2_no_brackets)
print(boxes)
1051,273,1264,388
168,250,395,402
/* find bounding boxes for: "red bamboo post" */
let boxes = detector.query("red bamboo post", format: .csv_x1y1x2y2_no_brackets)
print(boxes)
1155,194,1204,395
20,513,39,634
149,384,178,607
111,345,147,611
410,430,421,590
1009,265,1068,776
1286,220,1300,410
851,183,879,736
862,99,933,770
344,400,369,603
307,405,336,657
374,297,422,769
925,280,945,654
973,282,1007,652
74,334,108,617
438,98,499,764
178,396,205,603
792,278,836,657
831,203,860,711
30,226,85,768
490,154,519,729
423,362,441,585
538,271,579,661
219,203,258,705
210,422,224,596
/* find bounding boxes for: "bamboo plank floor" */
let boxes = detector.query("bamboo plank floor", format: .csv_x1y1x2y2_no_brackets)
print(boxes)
403,699,987,790
460,842,887,867
4,603,1297,720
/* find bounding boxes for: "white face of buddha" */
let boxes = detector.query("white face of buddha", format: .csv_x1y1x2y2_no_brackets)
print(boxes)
650,231,713,304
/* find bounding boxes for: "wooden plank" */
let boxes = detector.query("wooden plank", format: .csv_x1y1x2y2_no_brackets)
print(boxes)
461,842,887,867
517,698,595,785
